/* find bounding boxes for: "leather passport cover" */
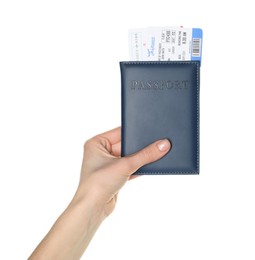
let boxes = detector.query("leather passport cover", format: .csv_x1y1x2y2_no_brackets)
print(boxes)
120,61,200,175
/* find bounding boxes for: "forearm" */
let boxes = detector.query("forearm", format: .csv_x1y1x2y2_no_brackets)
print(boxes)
29,191,106,259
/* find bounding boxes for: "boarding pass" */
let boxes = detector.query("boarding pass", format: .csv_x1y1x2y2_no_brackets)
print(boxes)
129,27,203,62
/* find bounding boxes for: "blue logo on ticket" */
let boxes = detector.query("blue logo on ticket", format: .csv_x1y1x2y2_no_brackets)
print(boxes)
129,27,203,63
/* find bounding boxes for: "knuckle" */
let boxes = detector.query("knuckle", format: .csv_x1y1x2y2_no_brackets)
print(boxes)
140,147,155,162
121,157,138,172
83,138,95,150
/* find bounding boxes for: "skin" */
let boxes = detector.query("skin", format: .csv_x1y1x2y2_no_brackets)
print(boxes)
29,126,171,259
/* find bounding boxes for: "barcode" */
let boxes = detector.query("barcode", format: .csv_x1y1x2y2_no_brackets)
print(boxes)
192,38,201,57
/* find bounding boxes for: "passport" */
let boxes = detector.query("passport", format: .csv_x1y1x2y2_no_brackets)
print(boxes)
120,61,200,175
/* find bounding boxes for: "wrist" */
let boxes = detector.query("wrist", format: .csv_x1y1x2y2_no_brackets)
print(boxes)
71,183,107,222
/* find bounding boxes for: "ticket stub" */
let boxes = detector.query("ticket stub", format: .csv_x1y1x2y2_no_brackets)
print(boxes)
129,27,203,62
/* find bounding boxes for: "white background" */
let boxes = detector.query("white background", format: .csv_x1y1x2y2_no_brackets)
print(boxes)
0,1,255,259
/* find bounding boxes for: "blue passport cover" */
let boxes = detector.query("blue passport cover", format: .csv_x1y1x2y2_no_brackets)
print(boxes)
120,61,200,175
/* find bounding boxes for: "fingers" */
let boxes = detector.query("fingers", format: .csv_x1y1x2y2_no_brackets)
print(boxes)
96,126,121,145
121,139,171,174
111,141,121,156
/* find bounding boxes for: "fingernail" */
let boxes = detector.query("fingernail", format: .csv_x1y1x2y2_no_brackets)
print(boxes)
157,139,171,152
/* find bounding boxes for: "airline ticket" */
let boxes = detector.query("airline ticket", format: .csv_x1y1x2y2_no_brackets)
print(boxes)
129,27,203,62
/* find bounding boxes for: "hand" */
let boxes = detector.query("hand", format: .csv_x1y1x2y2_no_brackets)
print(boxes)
29,126,171,259
75,126,171,217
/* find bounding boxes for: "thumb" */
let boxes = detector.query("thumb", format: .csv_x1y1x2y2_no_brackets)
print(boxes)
122,139,171,174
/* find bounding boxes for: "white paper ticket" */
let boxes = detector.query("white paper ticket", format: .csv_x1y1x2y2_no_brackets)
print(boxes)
129,27,203,62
